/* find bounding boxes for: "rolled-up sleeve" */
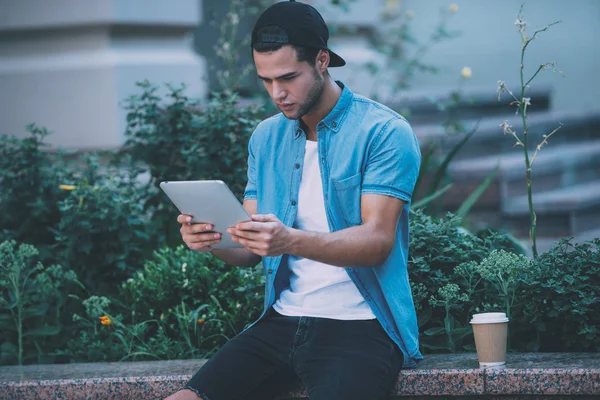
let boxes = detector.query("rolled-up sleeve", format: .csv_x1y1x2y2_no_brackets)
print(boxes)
244,134,258,201
361,117,421,203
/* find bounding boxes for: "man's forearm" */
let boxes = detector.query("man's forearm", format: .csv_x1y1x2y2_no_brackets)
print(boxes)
288,224,394,268
210,248,262,267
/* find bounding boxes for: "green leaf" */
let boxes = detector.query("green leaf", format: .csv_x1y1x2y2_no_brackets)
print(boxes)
424,327,446,336
455,162,499,219
420,343,451,351
450,327,473,342
412,183,453,209
22,303,50,318
23,326,62,337
417,306,432,327
413,144,436,200
428,122,479,195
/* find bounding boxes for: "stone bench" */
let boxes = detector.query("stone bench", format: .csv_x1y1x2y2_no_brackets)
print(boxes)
1,353,598,399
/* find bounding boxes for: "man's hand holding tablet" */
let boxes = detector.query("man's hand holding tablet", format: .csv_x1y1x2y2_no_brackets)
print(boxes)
177,215,222,252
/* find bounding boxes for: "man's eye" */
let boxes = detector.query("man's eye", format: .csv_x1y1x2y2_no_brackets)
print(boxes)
283,76,295,81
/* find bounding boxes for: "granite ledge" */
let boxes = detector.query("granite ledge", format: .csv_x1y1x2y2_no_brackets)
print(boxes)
0,353,598,399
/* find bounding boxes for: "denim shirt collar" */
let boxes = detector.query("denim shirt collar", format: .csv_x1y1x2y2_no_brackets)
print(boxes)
294,81,353,139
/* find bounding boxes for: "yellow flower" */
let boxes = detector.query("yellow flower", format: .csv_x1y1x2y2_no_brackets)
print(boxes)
99,315,112,325
59,184,76,191
385,0,401,12
461,66,472,79
197,319,205,325
449,3,459,13
160,313,165,321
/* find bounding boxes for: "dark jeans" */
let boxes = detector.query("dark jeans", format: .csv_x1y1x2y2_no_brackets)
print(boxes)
182,308,403,400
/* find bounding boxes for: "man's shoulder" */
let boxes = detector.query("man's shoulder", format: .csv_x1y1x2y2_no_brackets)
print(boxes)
345,92,412,139
350,92,410,126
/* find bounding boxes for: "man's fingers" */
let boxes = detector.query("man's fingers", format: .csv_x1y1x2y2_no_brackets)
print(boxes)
228,227,262,240
177,215,214,231
177,214,193,224
188,240,220,252
250,213,277,222
231,235,266,254
183,232,221,244
235,220,272,232
190,223,214,234
181,223,214,234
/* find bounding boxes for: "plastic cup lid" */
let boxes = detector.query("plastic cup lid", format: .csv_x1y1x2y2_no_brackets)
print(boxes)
470,312,509,324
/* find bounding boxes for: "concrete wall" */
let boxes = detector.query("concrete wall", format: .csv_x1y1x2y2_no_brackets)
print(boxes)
0,0,206,149
0,0,597,150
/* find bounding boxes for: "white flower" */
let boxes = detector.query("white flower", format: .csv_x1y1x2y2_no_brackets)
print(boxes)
496,80,507,101
183,279,189,288
500,120,512,134
522,97,531,107
461,66,472,79
236,303,241,309
515,18,527,33
222,42,231,52
229,13,239,25
181,263,187,273
449,3,459,13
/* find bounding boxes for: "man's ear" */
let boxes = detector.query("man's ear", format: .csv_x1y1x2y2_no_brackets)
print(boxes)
316,50,330,72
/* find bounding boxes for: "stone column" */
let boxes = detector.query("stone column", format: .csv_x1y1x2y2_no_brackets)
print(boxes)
0,0,206,149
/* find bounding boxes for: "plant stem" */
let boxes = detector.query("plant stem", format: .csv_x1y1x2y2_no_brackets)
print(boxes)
520,40,538,258
11,274,23,366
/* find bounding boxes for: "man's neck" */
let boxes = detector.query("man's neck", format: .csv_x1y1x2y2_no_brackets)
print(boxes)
301,78,342,141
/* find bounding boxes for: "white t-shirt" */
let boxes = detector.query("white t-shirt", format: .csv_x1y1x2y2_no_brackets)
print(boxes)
273,140,376,320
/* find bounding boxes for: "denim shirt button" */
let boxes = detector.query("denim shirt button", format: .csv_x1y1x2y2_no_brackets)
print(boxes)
321,157,325,164
296,129,302,135
291,200,297,206
268,269,273,274
294,163,300,169
332,121,337,128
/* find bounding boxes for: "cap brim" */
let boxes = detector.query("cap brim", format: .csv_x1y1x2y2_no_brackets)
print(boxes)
328,49,346,67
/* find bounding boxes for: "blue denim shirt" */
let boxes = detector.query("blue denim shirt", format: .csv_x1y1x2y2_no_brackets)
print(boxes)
244,82,423,367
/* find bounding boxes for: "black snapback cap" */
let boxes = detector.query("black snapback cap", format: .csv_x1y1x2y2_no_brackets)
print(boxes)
251,0,346,67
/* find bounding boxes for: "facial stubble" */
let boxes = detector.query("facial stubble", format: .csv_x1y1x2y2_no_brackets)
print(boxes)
286,68,325,120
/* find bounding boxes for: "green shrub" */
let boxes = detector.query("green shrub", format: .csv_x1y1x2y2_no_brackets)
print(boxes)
119,82,264,246
0,125,73,260
67,245,264,362
2,78,598,365
409,210,516,353
410,211,600,353
0,240,81,365
518,238,600,352
52,178,154,295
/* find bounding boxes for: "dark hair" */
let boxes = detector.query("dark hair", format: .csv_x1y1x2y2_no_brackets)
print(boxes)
252,26,321,66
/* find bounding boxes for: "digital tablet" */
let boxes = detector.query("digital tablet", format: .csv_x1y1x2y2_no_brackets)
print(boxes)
159,180,251,249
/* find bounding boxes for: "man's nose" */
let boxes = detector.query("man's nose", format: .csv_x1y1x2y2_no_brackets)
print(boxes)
272,82,286,101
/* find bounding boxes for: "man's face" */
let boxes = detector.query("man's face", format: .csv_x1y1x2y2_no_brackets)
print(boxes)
254,46,325,120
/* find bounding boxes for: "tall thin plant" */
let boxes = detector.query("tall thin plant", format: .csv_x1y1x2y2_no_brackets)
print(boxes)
497,4,564,258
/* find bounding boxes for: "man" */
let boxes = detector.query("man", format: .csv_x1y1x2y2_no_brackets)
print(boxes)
167,1,422,399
